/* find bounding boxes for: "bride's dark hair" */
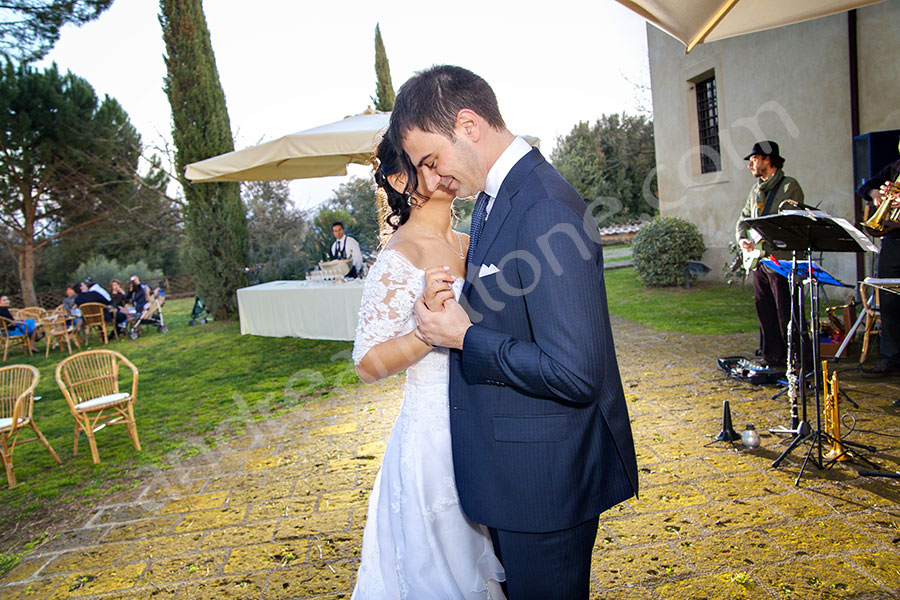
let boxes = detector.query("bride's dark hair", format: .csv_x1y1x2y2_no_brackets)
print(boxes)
374,133,428,230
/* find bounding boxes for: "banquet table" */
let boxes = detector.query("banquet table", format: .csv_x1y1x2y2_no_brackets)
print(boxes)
236,280,365,340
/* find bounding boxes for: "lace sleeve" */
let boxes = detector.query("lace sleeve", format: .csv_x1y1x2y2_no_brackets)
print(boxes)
352,249,422,365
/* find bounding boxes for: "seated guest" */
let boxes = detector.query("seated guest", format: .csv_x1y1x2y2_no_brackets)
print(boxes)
126,275,150,315
109,279,128,309
74,281,109,305
75,281,127,329
85,276,111,302
0,296,39,352
62,284,81,316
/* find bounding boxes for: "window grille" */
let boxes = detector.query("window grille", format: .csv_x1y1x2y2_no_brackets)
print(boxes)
695,76,721,173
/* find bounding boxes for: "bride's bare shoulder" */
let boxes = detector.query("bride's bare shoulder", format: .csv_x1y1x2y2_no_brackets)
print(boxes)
381,230,426,268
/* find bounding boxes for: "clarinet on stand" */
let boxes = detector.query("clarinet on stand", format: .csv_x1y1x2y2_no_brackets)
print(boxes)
770,250,808,439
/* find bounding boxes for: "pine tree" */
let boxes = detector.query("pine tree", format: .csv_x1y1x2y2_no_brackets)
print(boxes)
159,0,248,318
0,62,145,305
0,0,115,63
373,23,394,111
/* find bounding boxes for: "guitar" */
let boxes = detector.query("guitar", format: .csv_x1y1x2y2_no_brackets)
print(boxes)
741,247,764,272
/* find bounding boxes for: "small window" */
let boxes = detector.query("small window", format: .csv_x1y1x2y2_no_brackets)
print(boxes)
695,76,721,173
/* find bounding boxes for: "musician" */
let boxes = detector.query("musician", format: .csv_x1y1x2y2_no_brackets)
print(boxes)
735,141,805,368
329,221,362,278
859,154,900,378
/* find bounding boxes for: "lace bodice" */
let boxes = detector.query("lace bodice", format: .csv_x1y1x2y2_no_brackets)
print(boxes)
352,248,460,385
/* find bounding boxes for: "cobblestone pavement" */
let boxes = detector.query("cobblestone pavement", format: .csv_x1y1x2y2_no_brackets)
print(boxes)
2,316,899,599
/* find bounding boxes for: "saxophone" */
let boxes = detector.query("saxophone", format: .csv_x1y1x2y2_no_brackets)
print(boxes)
862,175,900,236
821,361,847,462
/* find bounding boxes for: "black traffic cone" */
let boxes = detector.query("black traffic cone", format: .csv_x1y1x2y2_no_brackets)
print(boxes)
714,400,740,443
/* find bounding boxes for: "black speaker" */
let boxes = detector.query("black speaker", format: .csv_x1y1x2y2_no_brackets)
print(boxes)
853,129,900,191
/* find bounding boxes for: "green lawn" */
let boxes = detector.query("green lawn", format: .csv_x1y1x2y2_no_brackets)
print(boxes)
604,267,758,335
0,297,356,532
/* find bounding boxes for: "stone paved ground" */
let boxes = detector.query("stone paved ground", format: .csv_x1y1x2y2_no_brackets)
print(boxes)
1,316,899,599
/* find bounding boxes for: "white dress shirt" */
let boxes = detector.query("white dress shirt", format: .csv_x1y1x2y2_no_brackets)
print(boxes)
482,136,533,219
331,235,363,271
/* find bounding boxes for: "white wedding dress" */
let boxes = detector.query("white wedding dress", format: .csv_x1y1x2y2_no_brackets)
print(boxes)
351,248,506,600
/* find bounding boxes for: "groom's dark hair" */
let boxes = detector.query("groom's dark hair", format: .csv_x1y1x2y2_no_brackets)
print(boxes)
390,65,506,140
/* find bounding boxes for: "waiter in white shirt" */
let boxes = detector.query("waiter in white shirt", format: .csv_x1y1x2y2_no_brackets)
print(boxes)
330,221,362,278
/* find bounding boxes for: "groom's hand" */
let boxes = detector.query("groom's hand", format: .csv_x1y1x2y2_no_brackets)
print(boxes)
422,266,456,311
414,295,471,350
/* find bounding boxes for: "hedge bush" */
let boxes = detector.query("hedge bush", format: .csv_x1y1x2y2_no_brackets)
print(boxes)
631,217,706,287
69,256,163,288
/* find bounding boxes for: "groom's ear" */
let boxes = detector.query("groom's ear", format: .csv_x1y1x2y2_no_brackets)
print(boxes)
455,109,482,142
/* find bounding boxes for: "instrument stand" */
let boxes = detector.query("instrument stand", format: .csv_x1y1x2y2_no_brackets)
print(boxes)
704,400,741,448
821,433,879,470
767,251,809,440
743,210,876,485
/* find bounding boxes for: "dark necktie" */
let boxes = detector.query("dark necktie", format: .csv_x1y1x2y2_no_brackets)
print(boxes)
467,192,490,266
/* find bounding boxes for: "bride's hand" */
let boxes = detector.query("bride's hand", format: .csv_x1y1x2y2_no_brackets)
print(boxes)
423,266,456,311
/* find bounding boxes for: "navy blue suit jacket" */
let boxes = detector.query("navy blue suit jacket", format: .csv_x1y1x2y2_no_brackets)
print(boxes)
449,147,639,533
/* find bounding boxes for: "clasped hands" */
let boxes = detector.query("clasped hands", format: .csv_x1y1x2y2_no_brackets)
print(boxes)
413,266,471,350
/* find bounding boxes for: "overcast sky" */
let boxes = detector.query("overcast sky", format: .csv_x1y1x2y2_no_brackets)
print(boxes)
39,0,652,210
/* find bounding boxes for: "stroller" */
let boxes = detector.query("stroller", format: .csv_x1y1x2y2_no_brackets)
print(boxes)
188,295,212,326
127,286,168,340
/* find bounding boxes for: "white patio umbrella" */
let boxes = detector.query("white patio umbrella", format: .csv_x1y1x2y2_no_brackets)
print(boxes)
185,110,540,183
185,111,390,182
614,0,886,52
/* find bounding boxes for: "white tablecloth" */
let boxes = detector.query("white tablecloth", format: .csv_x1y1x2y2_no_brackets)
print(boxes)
236,280,365,340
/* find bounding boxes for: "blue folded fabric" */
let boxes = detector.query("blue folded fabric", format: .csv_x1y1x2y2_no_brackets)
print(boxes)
758,259,850,287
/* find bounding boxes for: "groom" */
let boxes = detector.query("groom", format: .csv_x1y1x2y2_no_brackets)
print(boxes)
390,65,638,599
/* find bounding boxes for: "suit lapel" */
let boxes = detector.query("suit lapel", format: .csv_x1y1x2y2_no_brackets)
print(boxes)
464,148,544,296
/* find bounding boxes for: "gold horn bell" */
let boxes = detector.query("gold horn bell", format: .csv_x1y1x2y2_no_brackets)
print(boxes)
862,178,900,233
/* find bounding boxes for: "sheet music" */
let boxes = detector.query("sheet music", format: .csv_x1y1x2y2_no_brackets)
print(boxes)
831,216,879,253
779,209,879,253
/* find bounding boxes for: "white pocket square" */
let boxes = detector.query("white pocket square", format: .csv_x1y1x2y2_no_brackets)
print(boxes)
478,263,500,277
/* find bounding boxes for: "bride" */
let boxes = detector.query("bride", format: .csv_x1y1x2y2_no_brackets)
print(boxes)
350,134,506,599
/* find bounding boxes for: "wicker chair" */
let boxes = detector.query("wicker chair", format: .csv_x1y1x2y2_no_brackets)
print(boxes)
79,302,118,345
55,350,141,464
17,307,46,322
0,364,62,487
0,317,33,361
859,283,881,365
40,309,82,357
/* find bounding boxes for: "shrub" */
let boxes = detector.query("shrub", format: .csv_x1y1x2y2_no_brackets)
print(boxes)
631,217,706,287
69,256,163,288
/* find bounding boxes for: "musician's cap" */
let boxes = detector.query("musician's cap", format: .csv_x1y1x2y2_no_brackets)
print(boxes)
744,141,781,161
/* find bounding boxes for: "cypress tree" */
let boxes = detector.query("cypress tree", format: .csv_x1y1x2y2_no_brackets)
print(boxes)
159,0,249,318
373,23,394,111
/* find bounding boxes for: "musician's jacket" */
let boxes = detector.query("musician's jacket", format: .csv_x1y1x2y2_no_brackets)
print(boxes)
735,168,804,261
859,159,900,241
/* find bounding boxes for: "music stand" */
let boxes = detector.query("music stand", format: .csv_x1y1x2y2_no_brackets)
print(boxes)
743,210,876,485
